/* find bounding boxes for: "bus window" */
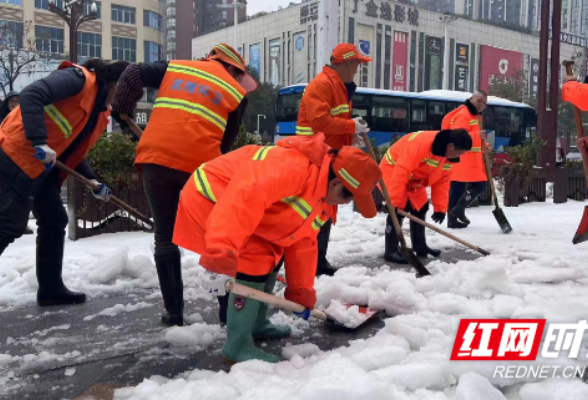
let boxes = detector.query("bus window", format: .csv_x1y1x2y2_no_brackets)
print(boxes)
351,94,370,108
410,99,428,131
427,101,445,130
445,101,460,113
494,106,524,146
276,93,303,121
371,96,408,132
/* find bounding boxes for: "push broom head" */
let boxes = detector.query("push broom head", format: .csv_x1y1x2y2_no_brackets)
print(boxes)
573,206,588,245
493,207,513,234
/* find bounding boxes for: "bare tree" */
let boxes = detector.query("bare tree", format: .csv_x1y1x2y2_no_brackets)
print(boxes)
0,20,49,97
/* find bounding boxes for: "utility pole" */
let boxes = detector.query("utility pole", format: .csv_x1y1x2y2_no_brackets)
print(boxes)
441,14,455,91
217,0,247,50
48,0,98,63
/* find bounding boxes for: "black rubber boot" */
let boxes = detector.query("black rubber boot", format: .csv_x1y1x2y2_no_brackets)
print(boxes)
447,215,468,229
384,215,409,265
218,294,229,325
316,220,337,276
37,235,86,307
410,216,441,259
155,253,184,326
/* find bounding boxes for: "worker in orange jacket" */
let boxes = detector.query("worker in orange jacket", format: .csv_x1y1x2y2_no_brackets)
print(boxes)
0,59,129,306
380,130,472,264
563,73,588,151
173,133,382,364
442,91,489,229
296,43,373,276
112,43,254,327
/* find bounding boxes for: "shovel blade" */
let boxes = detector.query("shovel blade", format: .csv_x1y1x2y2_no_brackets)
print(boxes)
325,302,379,330
493,206,513,234
403,247,432,277
573,206,588,245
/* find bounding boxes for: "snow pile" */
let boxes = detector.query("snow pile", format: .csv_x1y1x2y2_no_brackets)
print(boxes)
83,302,153,321
165,323,225,349
324,299,370,328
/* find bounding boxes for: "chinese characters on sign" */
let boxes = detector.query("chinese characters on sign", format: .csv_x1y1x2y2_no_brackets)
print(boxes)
300,1,319,25
549,31,588,47
355,0,419,26
455,43,469,92
530,58,539,99
392,31,408,91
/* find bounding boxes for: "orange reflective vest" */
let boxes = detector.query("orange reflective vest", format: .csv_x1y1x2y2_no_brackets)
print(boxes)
136,60,247,173
296,66,355,149
441,105,487,183
173,134,337,309
0,62,108,183
380,131,455,213
562,81,588,110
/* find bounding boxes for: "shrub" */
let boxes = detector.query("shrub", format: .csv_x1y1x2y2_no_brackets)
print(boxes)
87,132,137,189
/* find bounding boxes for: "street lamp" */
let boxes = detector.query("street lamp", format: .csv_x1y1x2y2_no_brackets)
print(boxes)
217,0,247,50
48,0,98,63
257,114,266,135
440,13,455,91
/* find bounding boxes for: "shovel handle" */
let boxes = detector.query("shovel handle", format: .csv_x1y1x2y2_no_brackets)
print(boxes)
121,113,144,139
563,61,588,184
226,281,328,321
479,118,498,207
55,161,154,229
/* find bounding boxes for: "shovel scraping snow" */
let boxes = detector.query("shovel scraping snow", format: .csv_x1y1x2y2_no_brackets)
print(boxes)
226,281,377,330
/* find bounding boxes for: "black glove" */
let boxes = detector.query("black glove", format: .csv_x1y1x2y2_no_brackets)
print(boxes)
111,111,133,131
431,212,446,224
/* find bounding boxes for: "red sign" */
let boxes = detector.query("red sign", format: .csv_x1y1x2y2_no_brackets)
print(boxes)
451,319,546,361
392,31,408,91
479,46,523,92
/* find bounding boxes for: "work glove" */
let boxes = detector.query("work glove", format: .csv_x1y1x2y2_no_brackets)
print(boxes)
353,117,370,134
351,133,365,148
33,144,57,170
202,270,235,297
577,137,588,150
293,308,311,320
89,180,112,202
112,111,133,131
431,212,446,224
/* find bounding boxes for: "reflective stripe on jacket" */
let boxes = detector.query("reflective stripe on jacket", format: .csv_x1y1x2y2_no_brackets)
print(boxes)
380,131,454,213
0,62,107,181
441,105,487,182
296,66,355,149
136,60,247,173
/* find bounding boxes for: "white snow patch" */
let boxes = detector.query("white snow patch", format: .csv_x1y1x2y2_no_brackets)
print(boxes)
164,323,225,349
83,302,153,321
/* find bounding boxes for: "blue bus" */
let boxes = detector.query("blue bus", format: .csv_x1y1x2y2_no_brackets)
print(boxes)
275,85,537,149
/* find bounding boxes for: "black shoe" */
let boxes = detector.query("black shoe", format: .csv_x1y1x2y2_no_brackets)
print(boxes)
448,216,469,229
23,227,34,235
416,247,442,258
162,313,184,326
450,208,470,225
316,257,338,276
384,250,409,265
37,284,86,306
155,254,184,326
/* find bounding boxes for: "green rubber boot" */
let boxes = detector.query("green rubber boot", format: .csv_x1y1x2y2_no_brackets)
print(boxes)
252,269,292,340
221,280,281,365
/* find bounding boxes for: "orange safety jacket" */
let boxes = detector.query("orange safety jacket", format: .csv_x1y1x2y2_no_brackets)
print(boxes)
0,62,108,184
380,131,455,213
441,105,487,183
136,60,247,173
562,81,588,110
173,134,337,310
296,66,356,149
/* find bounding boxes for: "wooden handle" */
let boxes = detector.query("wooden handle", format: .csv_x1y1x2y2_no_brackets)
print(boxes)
361,132,407,247
396,209,490,256
56,161,154,229
121,114,144,138
563,61,588,182
479,118,498,207
227,281,328,321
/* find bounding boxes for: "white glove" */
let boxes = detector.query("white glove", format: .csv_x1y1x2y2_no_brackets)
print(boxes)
351,133,365,148
353,117,370,134
89,179,112,202
202,270,234,296
33,144,57,170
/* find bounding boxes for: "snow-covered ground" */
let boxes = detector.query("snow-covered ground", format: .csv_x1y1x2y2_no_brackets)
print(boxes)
2,199,588,399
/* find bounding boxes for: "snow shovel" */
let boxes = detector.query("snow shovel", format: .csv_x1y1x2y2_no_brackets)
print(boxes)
226,281,377,330
361,132,432,277
480,119,513,234
55,161,154,230
563,61,588,245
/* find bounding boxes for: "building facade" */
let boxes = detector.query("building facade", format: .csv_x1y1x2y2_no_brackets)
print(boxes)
192,0,585,97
